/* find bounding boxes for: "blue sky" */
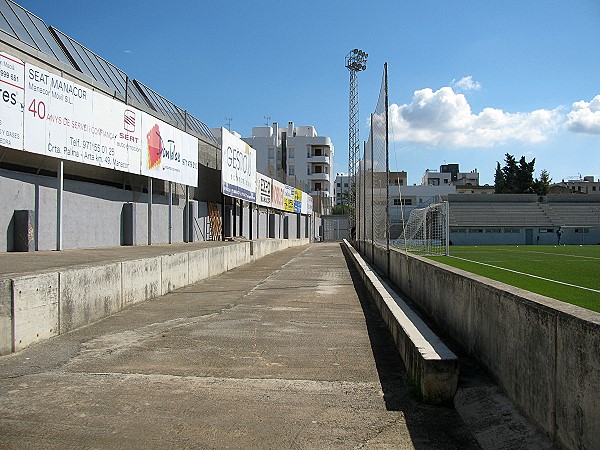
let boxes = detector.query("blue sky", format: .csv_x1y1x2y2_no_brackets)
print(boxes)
16,0,600,185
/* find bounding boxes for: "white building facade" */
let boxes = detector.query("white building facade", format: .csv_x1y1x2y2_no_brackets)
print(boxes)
243,122,335,199
422,164,480,187
334,173,350,205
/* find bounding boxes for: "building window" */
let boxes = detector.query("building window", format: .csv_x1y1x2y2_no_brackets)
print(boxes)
344,183,348,187
288,165,295,176
315,148,322,156
325,166,329,174
307,165,311,175
314,166,322,173
268,148,274,159
444,179,448,184
504,228,520,233
393,198,412,206
315,182,322,190
337,183,341,187
288,148,295,159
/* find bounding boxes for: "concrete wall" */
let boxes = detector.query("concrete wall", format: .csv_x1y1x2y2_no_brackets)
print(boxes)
358,241,600,450
450,227,600,246
343,241,458,403
1,238,309,356
0,168,218,252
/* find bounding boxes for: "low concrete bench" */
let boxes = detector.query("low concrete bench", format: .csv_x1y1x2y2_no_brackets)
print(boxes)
342,240,458,403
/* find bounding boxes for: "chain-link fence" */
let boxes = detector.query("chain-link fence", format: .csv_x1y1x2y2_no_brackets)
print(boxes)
356,64,389,268
355,63,449,261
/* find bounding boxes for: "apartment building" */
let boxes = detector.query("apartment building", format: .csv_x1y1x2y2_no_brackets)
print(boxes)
243,122,335,199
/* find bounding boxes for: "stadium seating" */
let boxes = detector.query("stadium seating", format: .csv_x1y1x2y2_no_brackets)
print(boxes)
446,195,600,229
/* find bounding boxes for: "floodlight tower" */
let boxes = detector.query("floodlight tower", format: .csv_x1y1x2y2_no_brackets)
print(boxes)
345,48,367,232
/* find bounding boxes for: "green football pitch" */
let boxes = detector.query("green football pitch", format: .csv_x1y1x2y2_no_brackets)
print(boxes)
429,245,600,313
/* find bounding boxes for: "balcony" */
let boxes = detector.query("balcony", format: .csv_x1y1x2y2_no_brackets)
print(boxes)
310,190,330,196
308,155,330,164
309,172,330,181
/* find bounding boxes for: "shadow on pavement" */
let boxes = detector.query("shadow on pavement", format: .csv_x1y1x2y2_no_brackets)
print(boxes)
340,243,480,449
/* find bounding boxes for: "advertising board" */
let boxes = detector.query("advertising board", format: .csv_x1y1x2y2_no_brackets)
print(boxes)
293,188,302,213
0,52,199,186
221,127,256,202
256,172,272,207
284,184,295,212
271,179,285,211
0,52,24,150
139,111,198,185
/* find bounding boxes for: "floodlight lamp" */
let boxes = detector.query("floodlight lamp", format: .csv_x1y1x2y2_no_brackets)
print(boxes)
353,48,358,54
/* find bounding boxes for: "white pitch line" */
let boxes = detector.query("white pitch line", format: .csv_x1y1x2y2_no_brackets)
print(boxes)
494,248,600,261
449,256,600,294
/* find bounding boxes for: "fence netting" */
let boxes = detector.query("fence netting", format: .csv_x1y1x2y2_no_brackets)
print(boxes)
355,63,449,259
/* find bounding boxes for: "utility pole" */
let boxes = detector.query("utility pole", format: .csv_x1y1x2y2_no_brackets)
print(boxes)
345,49,368,234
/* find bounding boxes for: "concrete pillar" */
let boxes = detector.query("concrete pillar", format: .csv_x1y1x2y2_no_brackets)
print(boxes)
122,203,136,246
268,213,276,238
224,205,233,238
283,215,289,239
13,210,35,252
186,200,197,242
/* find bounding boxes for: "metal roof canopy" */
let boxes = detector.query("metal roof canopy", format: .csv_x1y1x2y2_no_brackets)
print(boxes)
0,0,217,146
50,26,150,107
0,0,71,65
134,79,217,144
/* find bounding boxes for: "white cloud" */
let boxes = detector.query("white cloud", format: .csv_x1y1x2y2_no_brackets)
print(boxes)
389,86,563,147
565,95,600,135
452,76,481,92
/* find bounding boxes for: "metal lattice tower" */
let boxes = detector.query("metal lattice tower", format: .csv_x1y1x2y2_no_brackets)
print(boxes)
345,49,367,232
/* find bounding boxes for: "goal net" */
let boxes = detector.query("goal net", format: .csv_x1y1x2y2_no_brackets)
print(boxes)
393,201,449,256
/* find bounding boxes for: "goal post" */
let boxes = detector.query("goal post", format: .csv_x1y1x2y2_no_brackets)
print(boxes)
393,200,450,256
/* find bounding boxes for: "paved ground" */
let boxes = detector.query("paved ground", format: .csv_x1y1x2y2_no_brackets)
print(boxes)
0,242,478,449
0,240,230,277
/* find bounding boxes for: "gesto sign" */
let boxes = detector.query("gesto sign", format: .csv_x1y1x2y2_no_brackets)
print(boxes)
221,127,256,202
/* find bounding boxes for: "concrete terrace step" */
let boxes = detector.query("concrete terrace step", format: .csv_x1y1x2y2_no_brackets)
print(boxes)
342,239,459,403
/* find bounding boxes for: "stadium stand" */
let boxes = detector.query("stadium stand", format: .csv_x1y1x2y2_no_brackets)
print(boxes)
447,194,600,245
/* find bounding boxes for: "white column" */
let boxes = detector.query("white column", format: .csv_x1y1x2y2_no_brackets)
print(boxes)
148,177,153,245
56,160,63,251
168,181,172,244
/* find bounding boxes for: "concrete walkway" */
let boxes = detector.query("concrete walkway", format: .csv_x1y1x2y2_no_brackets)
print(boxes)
0,240,231,278
0,243,477,449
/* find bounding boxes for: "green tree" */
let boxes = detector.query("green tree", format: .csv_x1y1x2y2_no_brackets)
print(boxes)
494,153,537,193
332,188,353,215
533,169,552,195
331,204,350,215
494,162,506,193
